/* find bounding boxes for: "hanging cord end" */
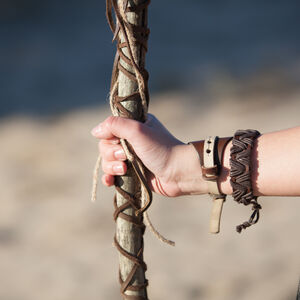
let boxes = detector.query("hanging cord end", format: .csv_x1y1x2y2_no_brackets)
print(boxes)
90,143,175,246
91,153,102,203
236,201,261,233
144,212,175,247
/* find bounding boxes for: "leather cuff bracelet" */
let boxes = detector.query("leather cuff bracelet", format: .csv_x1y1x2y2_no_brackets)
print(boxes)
190,136,232,233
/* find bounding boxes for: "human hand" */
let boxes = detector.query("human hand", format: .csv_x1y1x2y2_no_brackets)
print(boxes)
91,114,208,197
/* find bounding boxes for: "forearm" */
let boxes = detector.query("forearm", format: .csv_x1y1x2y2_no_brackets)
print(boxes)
94,115,300,198
219,126,300,197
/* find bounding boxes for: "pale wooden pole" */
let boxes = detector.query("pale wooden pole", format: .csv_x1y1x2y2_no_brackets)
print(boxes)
109,0,150,298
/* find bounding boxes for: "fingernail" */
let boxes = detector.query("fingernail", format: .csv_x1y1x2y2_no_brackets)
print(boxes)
113,165,124,174
91,124,102,137
114,149,126,160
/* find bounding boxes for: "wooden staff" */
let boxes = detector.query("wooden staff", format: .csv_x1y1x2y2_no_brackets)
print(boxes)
106,0,151,298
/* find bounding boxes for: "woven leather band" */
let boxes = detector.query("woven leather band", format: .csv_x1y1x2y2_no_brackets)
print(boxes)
230,129,261,233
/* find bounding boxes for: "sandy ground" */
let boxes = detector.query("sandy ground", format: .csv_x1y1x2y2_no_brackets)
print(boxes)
0,73,300,300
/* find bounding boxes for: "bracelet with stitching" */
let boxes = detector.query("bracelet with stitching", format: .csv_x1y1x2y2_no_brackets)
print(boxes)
230,129,261,233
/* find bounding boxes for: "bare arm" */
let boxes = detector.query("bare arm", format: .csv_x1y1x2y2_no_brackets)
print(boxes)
92,116,300,197
219,126,300,197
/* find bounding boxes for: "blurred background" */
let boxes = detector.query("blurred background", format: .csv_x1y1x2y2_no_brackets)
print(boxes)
1,0,300,299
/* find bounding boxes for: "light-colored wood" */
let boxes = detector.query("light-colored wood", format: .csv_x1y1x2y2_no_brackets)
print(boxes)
115,0,148,298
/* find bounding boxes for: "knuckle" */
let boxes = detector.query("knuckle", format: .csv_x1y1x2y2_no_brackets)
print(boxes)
101,160,111,174
105,116,117,131
131,122,144,137
98,140,110,156
98,140,104,152
99,141,122,161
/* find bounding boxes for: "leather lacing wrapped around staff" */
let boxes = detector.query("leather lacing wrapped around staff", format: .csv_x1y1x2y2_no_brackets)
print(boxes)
105,0,174,244
91,1,174,298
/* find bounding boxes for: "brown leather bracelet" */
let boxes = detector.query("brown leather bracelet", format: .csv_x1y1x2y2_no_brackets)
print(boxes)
190,137,232,183
190,136,232,233
230,129,261,233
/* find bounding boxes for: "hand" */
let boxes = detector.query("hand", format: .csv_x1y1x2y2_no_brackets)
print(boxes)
91,114,208,197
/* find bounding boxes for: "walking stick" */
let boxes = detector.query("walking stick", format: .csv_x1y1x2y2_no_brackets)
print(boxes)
106,0,152,298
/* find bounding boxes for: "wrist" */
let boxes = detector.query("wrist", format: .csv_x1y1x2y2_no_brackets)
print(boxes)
171,144,209,196
167,141,234,197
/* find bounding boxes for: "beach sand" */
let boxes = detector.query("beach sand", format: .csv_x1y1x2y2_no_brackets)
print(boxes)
0,73,300,300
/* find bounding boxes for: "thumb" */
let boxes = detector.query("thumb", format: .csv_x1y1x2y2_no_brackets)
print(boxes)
91,116,142,141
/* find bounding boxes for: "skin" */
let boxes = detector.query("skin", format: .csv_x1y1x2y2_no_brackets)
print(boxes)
91,114,300,197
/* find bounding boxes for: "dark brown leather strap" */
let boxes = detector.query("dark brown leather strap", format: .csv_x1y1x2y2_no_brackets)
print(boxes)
190,137,232,182
217,137,233,168
190,140,205,168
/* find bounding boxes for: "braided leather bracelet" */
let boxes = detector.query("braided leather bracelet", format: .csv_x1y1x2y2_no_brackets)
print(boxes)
230,129,261,233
